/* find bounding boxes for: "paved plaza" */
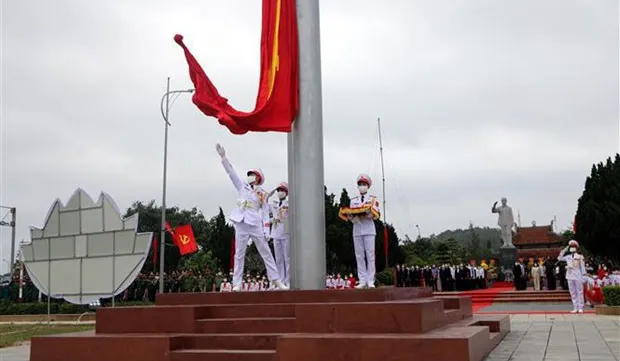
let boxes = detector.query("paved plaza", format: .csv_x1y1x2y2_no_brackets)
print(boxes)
1,315,618,361
484,314,620,361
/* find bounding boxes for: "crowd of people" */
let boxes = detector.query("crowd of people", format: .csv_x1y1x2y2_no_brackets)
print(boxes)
394,264,491,291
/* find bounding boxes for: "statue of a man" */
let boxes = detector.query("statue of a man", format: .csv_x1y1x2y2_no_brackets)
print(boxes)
491,197,515,248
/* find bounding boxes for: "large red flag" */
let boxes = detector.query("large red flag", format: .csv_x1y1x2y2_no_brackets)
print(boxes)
173,224,198,255
174,0,299,134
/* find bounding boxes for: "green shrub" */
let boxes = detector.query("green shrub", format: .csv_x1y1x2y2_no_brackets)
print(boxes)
603,286,620,306
375,268,394,286
58,303,90,314
0,300,153,315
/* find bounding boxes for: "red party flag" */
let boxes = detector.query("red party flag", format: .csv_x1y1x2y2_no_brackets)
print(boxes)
230,235,236,269
173,224,199,255
383,226,389,264
174,0,299,134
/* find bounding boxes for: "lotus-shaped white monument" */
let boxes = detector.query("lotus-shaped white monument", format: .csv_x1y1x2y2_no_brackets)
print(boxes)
21,189,153,305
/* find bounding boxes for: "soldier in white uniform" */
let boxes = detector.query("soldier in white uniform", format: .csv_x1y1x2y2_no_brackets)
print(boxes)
345,174,381,289
557,240,586,313
215,144,288,291
267,182,290,287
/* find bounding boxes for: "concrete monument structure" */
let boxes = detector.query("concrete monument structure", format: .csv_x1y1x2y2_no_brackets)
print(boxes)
491,198,516,249
491,197,518,272
21,189,153,305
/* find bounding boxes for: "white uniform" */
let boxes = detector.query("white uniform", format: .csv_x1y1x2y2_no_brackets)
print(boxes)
349,194,380,287
269,197,290,286
221,157,281,288
558,249,586,312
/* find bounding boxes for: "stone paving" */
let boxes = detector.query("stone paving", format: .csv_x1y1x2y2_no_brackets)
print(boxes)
0,315,618,361
484,314,620,361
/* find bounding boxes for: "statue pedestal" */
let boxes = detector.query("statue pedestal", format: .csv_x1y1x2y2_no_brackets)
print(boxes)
499,247,518,272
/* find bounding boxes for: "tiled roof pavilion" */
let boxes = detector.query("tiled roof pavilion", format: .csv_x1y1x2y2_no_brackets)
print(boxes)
513,224,564,259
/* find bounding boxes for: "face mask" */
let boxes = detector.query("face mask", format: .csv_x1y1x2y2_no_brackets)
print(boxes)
358,185,369,194
277,191,287,199
246,174,257,184
569,247,576,253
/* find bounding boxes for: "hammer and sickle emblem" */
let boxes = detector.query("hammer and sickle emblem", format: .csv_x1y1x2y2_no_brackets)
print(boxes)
179,234,191,245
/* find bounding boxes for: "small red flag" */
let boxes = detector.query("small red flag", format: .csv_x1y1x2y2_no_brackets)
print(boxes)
173,224,198,255
383,226,389,263
152,235,159,269
174,0,299,134
230,235,236,270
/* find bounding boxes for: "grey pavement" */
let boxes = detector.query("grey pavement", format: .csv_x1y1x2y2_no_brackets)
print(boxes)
484,314,620,361
0,316,618,361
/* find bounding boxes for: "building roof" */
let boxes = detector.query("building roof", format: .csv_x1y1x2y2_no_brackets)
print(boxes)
513,224,563,246
517,247,563,260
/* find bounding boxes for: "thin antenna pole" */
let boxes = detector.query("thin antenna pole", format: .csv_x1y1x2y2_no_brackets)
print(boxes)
377,118,387,266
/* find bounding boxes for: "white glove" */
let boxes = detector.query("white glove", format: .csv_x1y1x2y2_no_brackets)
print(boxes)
216,143,226,158
264,227,271,239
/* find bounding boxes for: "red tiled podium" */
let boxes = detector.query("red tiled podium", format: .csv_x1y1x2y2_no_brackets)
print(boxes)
30,287,509,361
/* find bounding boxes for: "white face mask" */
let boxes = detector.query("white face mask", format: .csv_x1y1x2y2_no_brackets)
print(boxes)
246,174,257,184
277,191,287,199
569,247,577,253
358,185,369,194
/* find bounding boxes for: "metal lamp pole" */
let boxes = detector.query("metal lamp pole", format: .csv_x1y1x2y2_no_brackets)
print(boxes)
159,77,194,294
0,206,16,275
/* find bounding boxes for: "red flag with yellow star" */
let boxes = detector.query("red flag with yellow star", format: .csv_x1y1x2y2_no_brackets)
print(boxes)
174,0,299,134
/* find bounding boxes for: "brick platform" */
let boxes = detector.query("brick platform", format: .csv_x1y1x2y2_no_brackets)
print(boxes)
30,287,510,361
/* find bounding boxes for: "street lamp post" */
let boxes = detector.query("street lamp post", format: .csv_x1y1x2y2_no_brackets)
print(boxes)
415,224,421,240
159,77,194,294
0,206,16,274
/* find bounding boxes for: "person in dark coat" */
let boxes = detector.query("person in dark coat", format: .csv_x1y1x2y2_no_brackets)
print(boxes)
544,258,556,290
513,261,525,290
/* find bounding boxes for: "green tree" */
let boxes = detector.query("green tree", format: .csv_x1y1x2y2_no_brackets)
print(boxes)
575,154,620,262
467,222,482,260
207,208,235,271
181,250,219,291
325,188,355,273
434,241,451,265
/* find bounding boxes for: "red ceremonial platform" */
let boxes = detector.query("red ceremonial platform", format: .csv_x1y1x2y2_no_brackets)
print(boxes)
30,287,509,361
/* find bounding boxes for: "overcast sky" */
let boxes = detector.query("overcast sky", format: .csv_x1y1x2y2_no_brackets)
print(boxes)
1,0,618,274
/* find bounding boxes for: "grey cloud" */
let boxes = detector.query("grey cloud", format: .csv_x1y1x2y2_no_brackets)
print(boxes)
1,0,618,272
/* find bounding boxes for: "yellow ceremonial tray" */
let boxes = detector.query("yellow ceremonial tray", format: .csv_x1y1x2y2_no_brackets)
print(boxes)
338,204,380,221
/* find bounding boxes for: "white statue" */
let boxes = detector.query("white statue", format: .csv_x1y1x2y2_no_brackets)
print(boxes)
491,197,516,248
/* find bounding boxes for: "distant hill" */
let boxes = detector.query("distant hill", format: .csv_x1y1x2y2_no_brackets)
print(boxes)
431,226,502,252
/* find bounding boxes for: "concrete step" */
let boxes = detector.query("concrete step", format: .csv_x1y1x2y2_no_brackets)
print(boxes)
170,349,275,361
197,303,296,319
196,317,296,334
276,324,506,361
157,287,432,305
175,334,279,350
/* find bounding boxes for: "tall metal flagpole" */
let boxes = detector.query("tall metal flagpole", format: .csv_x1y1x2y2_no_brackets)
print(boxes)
377,118,388,267
287,134,297,288
290,0,325,290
